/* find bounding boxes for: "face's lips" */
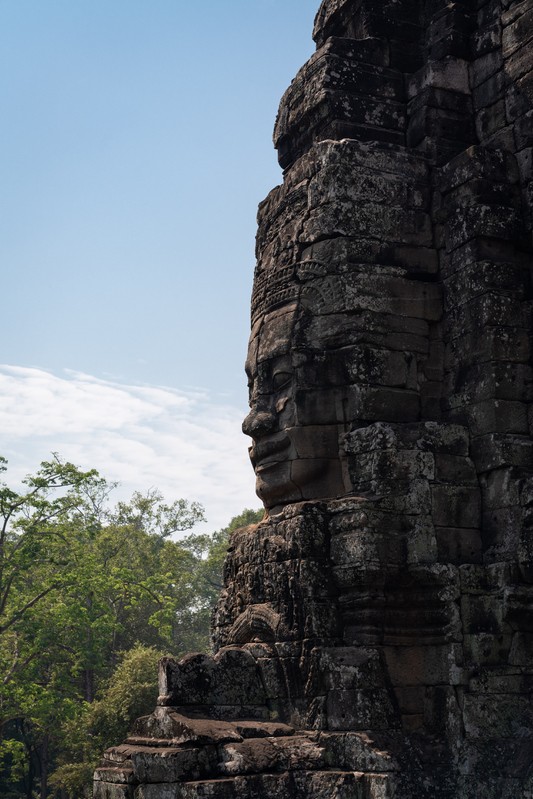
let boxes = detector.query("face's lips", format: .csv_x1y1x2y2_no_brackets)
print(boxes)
249,434,291,469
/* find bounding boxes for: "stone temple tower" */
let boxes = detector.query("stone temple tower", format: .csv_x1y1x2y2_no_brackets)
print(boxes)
94,0,533,796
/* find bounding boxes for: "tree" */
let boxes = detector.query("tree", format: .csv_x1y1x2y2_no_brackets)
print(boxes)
0,456,205,799
0,451,262,798
49,645,162,799
0,455,109,790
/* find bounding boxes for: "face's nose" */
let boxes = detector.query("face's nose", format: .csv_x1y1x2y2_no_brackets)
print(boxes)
242,408,277,439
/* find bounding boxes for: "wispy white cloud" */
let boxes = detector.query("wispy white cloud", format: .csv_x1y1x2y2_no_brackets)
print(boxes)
0,365,259,532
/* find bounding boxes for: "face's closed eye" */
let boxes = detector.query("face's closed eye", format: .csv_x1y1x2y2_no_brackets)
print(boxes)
272,371,293,391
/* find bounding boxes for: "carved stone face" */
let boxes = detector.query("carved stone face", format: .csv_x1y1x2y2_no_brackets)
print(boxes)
242,302,348,512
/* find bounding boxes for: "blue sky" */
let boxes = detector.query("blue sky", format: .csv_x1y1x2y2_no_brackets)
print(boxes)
0,0,319,530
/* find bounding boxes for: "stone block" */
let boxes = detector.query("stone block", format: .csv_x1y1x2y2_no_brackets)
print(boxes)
483,120,519,151
502,3,533,59
472,68,507,109
459,562,511,594
303,601,342,638
312,646,386,692
440,145,520,192
304,309,430,354
468,671,529,694
423,685,461,736
514,109,533,148
407,105,475,148
444,236,524,275
339,269,442,321
312,137,430,180
444,326,530,369
326,688,397,730
132,711,243,747
408,84,472,116
408,57,470,98
135,780,240,799
257,304,298,362
300,345,412,389
506,83,531,121
344,385,421,424
252,658,287,703
509,631,533,665
463,632,512,666
472,49,504,86
449,400,529,437
404,518,439,565
503,584,533,631
473,19,502,56
479,467,524,509
130,746,216,784
93,784,133,799
319,731,399,772
445,205,522,251
475,98,508,140
435,527,483,564
383,644,464,686
352,449,436,484
364,772,397,799
461,594,504,633
431,485,481,528
443,176,521,210
346,477,432,516
158,648,266,708
434,454,478,484
471,433,533,472
302,202,433,249
330,528,390,568
443,260,527,312
395,685,426,715
481,505,522,560
218,735,325,776
420,382,443,421
463,693,533,738
343,421,470,457
390,38,424,71
292,770,366,799
445,362,533,406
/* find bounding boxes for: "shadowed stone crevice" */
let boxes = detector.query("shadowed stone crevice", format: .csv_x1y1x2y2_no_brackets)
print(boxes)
94,0,533,796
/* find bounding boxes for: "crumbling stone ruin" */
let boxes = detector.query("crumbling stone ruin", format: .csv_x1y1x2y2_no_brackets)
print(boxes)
94,0,533,796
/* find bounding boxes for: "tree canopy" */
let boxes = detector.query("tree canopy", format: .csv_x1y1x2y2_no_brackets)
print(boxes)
0,454,262,799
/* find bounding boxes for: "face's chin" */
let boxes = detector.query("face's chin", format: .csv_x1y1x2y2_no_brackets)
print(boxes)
254,459,302,507
248,423,347,510
254,456,346,510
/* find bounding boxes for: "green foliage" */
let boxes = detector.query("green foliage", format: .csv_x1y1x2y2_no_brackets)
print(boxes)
49,645,161,799
0,453,262,798
0,738,26,796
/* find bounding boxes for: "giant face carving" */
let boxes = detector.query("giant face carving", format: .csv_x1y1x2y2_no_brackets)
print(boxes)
242,301,349,512
243,137,439,513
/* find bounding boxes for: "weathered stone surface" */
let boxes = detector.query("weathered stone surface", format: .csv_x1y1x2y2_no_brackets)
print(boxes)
95,0,533,797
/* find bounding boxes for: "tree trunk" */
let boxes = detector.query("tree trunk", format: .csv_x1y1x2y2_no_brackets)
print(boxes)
84,592,95,703
84,668,94,703
40,733,49,799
